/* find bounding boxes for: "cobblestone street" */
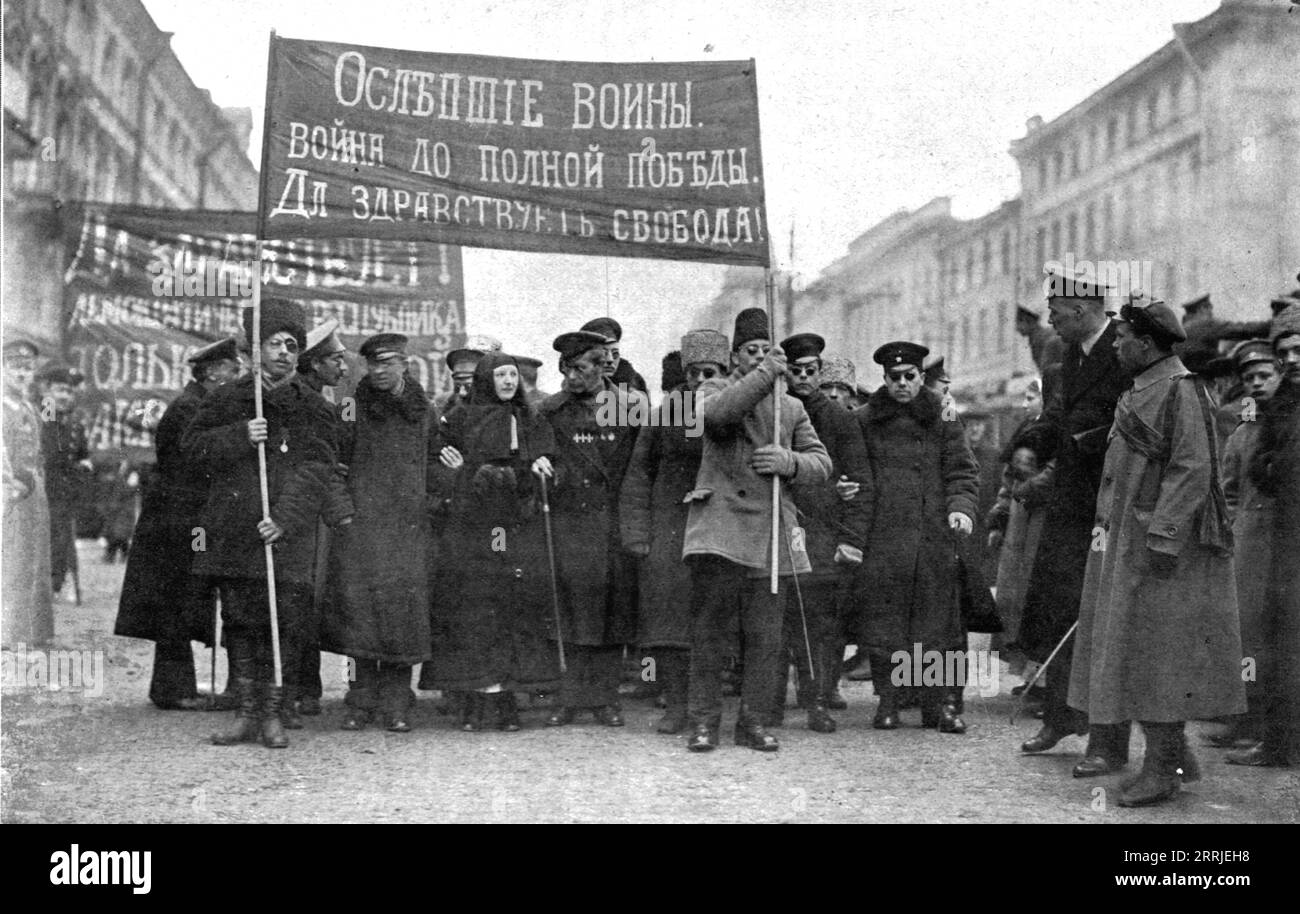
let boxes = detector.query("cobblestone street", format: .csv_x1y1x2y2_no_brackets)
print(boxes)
2,542,1295,824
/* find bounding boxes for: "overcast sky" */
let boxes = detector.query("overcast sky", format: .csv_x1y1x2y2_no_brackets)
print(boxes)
143,0,1221,390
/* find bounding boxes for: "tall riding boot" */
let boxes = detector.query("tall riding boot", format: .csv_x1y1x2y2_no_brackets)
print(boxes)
211,634,260,745
870,654,899,730
825,643,848,710
806,641,838,733
1119,722,1182,807
280,683,304,730
260,684,289,748
657,649,689,735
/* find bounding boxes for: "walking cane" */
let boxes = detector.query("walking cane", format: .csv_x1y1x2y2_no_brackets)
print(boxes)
249,255,283,689
782,523,817,682
537,473,567,674
1010,620,1077,725
69,518,81,606
209,591,222,709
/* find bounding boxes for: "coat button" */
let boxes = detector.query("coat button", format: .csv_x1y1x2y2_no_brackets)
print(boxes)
513,568,524,579
737,489,747,498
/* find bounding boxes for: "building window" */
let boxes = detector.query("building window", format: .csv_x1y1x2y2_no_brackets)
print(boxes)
1119,186,1133,245
1147,91,1159,132
998,299,1009,351
1000,230,1012,275
1053,149,1064,184
978,309,988,359
1070,141,1080,177
1102,194,1114,250
1170,75,1182,119
1038,157,1048,191
1189,146,1201,191
961,314,971,362
1035,226,1046,272
1126,104,1138,147
1050,220,1061,261
981,238,991,286
1067,212,1078,252
965,247,975,291
1106,117,1118,158
1167,159,1181,221
1084,203,1096,254
1087,125,1098,170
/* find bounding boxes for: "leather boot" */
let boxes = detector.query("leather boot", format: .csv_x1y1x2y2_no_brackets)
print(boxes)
687,716,720,752
280,686,303,730
870,655,900,730
211,677,260,745
734,704,780,751
825,644,848,710
937,690,966,734
1118,722,1182,807
462,692,488,732
260,685,289,749
656,650,689,735
496,692,521,732
806,642,838,733
1074,722,1130,777
211,635,259,745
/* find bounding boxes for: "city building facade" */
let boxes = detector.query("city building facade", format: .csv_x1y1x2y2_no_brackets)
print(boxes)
3,0,259,348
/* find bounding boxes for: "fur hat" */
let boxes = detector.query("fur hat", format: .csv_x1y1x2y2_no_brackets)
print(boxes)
243,297,307,352
819,356,857,390
1271,301,1300,346
732,308,769,349
681,329,730,369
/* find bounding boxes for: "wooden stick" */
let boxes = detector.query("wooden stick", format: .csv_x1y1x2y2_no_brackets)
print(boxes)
766,270,780,594
250,240,283,688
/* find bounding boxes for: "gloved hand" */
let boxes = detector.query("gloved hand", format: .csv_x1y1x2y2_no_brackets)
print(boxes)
1146,548,1178,579
833,544,863,566
750,444,795,477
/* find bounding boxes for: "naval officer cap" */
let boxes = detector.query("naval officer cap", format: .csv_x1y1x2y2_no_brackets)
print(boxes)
1043,262,1116,302
780,333,826,362
873,340,929,370
188,337,239,366
580,317,623,343
552,330,610,362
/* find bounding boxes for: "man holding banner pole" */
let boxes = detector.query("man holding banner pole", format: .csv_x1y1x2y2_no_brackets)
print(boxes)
183,297,339,749
682,307,831,752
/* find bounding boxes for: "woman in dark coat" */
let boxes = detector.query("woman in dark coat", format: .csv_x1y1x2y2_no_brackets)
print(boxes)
851,343,980,733
422,352,560,730
319,334,437,732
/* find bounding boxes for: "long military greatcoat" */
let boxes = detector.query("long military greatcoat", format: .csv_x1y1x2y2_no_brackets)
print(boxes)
1222,417,1274,707
851,385,979,655
1068,358,1246,724
1017,322,1130,661
2,385,53,646
540,382,639,647
116,381,216,645
182,373,338,628
619,385,703,648
320,374,437,665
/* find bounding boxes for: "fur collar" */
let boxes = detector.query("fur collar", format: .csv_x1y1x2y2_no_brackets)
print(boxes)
357,373,429,422
863,384,944,427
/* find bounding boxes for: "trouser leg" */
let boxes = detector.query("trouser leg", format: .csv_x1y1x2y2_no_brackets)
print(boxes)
1042,630,1087,735
148,639,199,705
738,575,782,726
687,557,742,728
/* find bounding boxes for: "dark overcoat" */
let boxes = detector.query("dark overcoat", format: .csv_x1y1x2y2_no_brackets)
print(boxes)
540,382,639,647
424,384,561,690
1016,322,1130,661
182,374,337,591
791,388,872,579
116,381,217,644
1223,417,1274,709
319,375,436,664
852,385,979,654
619,385,703,648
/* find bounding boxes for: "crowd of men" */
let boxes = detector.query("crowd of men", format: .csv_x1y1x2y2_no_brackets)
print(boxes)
2,264,1297,809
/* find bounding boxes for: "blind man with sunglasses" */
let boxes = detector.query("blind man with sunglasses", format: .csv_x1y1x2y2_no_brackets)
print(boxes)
681,308,831,752
851,341,979,734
